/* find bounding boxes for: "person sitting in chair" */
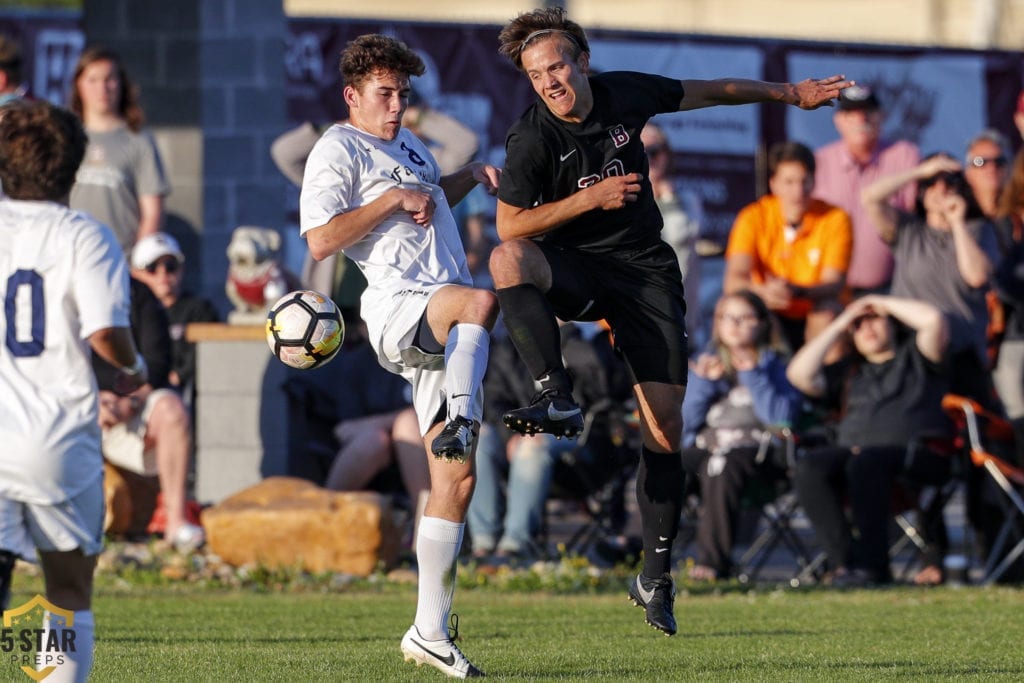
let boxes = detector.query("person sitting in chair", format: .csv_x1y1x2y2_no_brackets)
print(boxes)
680,290,803,581
787,295,953,586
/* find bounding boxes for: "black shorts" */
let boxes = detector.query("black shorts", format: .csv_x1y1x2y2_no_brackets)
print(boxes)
535,240,688,386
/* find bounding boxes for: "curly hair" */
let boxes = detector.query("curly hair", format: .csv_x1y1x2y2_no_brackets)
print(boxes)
498,6,589,71
339,34,424,91
69,46,145,132
0,101,87,201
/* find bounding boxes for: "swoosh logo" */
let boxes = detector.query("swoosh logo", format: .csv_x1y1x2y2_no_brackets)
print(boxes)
655,547,668,553
410,638,456,667
635,576,655,603
559,149,577,162
547,403,581,421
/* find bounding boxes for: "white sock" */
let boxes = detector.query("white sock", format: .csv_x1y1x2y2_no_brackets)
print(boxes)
414,516,464,641
40,609,93,683
444,323,489,422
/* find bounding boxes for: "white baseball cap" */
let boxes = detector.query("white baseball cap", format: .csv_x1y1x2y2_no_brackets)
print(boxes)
132,232,184,270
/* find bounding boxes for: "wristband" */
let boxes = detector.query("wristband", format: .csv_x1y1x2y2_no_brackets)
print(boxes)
120,356,147,378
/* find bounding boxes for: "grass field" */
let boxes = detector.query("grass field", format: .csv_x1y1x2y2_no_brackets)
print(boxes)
6,578,1024,682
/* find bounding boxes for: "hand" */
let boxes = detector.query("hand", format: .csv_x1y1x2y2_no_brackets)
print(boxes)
691,353,725,380
590,173,643,211
758,276,794,310
98,389,143,429
394,188,435,226
471,163,502,196
731,349,758,372
940,193,967,228
916,154,961,180
836,295,881,327
791,75,855,110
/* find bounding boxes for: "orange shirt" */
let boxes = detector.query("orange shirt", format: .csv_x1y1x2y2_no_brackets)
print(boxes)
726,194,852,319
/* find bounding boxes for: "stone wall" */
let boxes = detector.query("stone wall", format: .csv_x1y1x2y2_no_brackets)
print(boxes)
82,0,289,312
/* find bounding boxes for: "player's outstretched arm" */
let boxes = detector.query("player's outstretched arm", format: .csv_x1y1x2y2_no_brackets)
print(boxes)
440,161,501,207
305,188,434,260
678,75,852,112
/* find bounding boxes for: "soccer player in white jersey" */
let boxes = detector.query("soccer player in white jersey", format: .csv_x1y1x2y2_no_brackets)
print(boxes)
0,101,147,683
300,34,499,679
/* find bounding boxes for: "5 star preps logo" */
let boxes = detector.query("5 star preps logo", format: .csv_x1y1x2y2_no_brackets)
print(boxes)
2,595,77,681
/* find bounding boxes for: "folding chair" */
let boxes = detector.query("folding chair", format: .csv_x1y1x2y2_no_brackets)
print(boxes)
541,398,640,558
735,428,821,584
942,394,1024,585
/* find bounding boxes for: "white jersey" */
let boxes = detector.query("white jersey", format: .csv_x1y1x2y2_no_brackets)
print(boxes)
0,199,130,504
299,123,472,346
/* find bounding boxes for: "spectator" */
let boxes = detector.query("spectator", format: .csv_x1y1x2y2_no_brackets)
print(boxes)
993,148,1024,455
642,122,703,350
0,100,144,683
1014,90,1024,143
69,46,169,256
724,141,852,355
814,84,921,294
468,321,628,561
92,278,204,552
787,295,953,586
963,128,1011,220
0,34,24,105
680,290,802,580
131,232,219,410
862,153,1001,407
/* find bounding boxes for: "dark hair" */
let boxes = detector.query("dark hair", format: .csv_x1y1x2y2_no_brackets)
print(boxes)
498,6,590,71
914,152,984,220
0,35,22,84
768,141,816,178
69,46,144,132
339,34,425,91
0,101,87,200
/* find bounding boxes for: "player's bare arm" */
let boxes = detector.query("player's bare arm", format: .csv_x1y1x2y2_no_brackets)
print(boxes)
439,161,502,206
90,326,148,393
305,187,435,260
495,172,642,241
678,75,852,111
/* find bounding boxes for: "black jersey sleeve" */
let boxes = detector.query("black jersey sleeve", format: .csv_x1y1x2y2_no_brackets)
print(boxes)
498,114,551,210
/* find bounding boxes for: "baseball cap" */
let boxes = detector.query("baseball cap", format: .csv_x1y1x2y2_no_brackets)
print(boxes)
132,232,184,270
837,84,881,112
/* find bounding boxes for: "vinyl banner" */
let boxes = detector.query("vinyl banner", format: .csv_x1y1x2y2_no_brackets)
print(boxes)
785,50,989,155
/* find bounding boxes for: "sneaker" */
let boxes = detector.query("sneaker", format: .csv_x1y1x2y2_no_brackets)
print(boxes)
502,389,584,437
628,573,677,636
169,522,205,553
400,624,484,679
432,416,476,462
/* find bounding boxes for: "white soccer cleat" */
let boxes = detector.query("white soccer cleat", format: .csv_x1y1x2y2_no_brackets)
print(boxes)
400,625,484,679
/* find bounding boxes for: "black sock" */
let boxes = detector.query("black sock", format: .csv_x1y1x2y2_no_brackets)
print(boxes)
0,550,15,612
496,284,572,393
636,447,685,578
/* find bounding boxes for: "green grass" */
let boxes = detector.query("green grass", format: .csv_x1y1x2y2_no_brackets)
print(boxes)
6,581,1024,681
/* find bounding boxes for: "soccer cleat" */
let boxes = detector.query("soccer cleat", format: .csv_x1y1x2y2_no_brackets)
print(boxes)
628,573,677,636
432,416,476,462
169,523,205,553
401,624,485,679
501,389,584,438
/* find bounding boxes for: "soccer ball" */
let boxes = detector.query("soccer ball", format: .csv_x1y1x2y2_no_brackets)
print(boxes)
265,290,345,370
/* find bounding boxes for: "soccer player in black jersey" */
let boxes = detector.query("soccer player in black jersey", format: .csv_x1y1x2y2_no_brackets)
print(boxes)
492,7,851,636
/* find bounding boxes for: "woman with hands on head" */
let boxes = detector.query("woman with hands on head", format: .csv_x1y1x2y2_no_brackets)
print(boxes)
786,294,953,585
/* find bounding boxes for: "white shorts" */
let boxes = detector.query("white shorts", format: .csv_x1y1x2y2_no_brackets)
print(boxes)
374,285,483,435
102,388,178,476
0,479,105,561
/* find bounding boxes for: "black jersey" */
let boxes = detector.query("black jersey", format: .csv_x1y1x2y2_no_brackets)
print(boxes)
499,71,684,253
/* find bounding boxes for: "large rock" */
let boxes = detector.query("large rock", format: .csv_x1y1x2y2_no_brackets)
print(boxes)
103,462,159,536
201,477,400,576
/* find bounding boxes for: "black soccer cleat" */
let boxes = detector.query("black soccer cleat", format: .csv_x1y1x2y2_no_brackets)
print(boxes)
502,389,584,438
628,573,677,636
432,415,476,462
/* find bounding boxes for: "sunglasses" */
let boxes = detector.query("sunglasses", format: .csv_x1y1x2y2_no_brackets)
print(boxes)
969,155,1007,169
145,258,181,274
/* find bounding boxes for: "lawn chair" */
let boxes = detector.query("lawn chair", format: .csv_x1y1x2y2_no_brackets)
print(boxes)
942,394,1024,584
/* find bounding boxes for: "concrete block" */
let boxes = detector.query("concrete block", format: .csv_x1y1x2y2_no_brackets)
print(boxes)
126,2,199,33
200,86,229,129
204,134,258,180
236,182,289,228
196,340,271,395
162,38,201,85
201,37,259,84
143,86,201,126
195,446,265,503
234,85,285,128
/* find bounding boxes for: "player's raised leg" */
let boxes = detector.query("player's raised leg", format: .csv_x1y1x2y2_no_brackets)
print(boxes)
491,239,583,437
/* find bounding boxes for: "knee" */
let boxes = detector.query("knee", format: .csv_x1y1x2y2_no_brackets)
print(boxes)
489,240,535,287
465,288,499,328
147,392,190,437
